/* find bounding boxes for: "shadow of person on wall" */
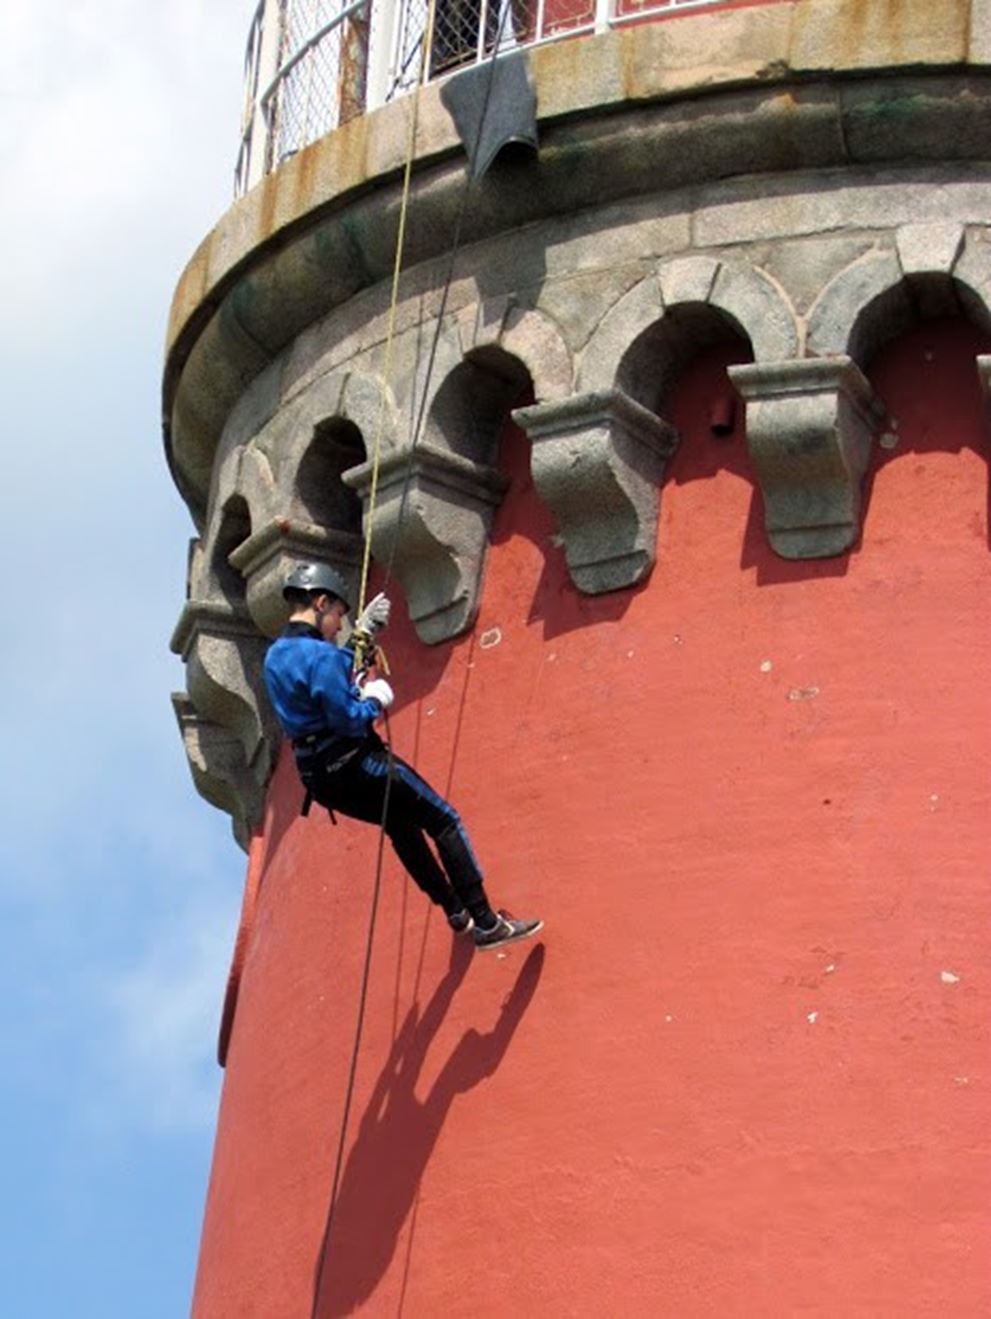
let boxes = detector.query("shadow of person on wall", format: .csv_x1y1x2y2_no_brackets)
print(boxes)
312,938,545,1317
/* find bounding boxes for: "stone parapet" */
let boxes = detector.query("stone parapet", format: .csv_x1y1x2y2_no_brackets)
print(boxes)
164,0,991,522
166,0,990,361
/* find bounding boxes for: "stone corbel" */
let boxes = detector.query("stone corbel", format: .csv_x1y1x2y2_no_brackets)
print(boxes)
228,517,362,638
343,442,509,644
512,389,678,594
170,600,278,790
729,356,884,559
171,693,264,851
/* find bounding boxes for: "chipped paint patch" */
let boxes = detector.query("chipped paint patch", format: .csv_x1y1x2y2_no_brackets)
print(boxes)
788,686,820,701
480,627,502,650
940,970,961,985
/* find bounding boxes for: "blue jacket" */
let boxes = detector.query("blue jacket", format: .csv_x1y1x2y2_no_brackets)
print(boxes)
263,622,383,741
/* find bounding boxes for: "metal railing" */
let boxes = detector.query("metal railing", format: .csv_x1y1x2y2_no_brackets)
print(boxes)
235,0,739,195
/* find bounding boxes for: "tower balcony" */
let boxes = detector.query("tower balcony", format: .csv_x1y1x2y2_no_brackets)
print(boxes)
235,0,780,194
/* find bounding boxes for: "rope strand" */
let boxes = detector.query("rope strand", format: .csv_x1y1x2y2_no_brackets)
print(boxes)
356,0,439,618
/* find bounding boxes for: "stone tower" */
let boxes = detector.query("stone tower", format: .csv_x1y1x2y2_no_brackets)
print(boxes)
165,1,991,1312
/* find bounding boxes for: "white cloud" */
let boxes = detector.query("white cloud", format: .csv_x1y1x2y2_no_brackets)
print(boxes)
0,5,262,1306
105,887,239,1131
0,3,255,892
0,4,254,1140
0,2,252,338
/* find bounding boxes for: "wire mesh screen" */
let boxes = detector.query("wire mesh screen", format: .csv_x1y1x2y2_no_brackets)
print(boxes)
270,0,371,167
390,0,431,98
431,0,501,75
391,0,594,90
237,0,741,192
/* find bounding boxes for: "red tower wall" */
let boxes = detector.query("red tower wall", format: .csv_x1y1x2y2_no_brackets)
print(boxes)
194,320,991,1316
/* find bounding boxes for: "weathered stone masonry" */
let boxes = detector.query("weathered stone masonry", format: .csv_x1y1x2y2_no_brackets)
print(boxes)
165,0,991,845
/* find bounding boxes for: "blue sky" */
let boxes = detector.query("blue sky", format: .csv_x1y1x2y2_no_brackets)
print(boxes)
1,4,258,1314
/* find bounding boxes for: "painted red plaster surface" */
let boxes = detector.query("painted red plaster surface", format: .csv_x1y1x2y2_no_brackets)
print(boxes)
195,322,991,1316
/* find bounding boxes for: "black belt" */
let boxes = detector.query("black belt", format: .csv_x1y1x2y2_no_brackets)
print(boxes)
293,732,359,823
292,729,333,750
292,732,363,776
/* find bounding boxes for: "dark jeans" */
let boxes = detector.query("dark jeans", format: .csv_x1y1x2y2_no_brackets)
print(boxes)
297,739,490,919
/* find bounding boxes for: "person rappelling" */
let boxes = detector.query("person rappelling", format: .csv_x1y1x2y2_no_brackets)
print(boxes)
263,563,543,951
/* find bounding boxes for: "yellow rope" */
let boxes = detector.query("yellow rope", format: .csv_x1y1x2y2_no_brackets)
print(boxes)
356,0,439,619
311,24,443,1305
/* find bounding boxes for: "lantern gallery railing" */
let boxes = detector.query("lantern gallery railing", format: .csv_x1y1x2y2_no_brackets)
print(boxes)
235,0,733,195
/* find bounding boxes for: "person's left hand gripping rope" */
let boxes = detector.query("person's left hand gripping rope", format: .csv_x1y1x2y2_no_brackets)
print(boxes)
352,591,392,681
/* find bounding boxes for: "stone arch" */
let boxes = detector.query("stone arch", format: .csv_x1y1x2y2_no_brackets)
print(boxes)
426,344,532,464
274,368,398,490
234,447,279,533
221,369,377,638
339,347,533,644
620,302,754,418
453,301,573,405
808,250,915,364
496,307,573,402
294,417,366,535
807,227,991,366
338,370,399,451
791,230,991,562
206,493,252,607
578,259,800,405
576,274,663,398
699,260,800,363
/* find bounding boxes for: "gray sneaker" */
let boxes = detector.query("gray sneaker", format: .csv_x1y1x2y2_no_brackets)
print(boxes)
473,912,544,952
447,908,474,935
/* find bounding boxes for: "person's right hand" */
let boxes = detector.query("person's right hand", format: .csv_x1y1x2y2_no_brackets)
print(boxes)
361,677,394,710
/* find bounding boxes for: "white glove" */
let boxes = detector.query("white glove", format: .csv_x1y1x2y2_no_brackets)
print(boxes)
355,592,391,636
361,677,394,710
